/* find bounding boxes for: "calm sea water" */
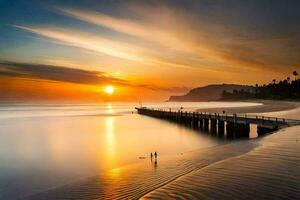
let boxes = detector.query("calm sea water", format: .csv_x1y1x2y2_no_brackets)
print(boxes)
0,102,259,198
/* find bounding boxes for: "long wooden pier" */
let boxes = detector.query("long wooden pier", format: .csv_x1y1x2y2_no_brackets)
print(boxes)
136,107,300,138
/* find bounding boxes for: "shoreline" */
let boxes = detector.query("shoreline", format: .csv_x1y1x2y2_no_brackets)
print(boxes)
142,102,300,199
26,101,300,199
195,100,299,114
27,139,260,199
142,125,300,199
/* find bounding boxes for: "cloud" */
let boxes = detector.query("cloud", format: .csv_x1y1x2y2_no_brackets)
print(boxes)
12,25,146,63
0,61,124,85
54,8,247,73
57,7,276,72
12,25,197,70
59,7,191,52
58,5,300,72
17,6,280,73
9,1,300,94
134,84,190,93
0,61,189,93
58,7,217,64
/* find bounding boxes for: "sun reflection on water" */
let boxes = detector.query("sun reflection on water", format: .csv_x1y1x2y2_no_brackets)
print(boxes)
106,103,114,114
105,117,116,168
108,167,121,179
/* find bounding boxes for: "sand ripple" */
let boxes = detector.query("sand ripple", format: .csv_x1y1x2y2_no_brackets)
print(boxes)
26,140,257,199
27,126,300,200
142,126,300,200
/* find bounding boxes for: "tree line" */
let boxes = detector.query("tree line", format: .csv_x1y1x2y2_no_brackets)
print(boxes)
221,71,300,100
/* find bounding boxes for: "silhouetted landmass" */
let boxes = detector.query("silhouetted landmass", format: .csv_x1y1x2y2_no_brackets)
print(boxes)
221,72,300,100
168,84,253,102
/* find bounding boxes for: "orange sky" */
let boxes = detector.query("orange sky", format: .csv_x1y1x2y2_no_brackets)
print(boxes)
0,76,168,102
1,1,299,102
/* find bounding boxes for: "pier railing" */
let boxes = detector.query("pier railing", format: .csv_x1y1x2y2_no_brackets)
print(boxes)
136,107,300,126
135,107,300,138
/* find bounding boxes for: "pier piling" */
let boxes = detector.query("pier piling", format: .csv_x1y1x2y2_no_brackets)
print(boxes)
136,107,298,139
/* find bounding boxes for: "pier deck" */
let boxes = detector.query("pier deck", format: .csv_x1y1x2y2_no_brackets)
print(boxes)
136,107,300,138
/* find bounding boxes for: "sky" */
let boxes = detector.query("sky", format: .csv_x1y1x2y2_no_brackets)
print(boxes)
0,0,300,102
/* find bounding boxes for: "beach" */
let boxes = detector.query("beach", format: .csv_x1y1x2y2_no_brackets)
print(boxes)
143,101,300,199
196,100,299,114
2,1,300,199
143,126,300,199
0,102,254,199
23,100,300,199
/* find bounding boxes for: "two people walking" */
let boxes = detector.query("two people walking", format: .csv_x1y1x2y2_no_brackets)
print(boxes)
150,151,157,159
150,151,158,166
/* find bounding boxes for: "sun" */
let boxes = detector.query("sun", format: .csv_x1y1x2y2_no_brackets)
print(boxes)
104,86,114,95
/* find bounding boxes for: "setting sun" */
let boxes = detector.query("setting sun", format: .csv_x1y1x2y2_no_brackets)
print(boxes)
1,1,300,199
104,86,114,95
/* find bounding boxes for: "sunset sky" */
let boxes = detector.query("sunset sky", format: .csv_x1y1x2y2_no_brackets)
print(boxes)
1,0,300,102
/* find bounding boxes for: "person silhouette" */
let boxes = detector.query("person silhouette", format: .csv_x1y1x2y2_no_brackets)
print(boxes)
150,152,153,161
152,152,158,168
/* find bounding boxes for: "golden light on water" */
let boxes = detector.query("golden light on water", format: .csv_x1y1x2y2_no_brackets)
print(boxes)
105,117,116,168
104,86,115,95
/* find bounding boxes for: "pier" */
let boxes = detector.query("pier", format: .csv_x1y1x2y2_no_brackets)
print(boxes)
136,107,300,138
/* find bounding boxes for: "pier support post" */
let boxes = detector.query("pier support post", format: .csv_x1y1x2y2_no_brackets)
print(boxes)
217,120,225,136
204,118,209,132
257,125,278,135
184,112,188,125
199,118,204,129
226,122,250,138
193,113,199,129
236,123,250,138
136,108,287,140
226,121,236,138
192,112,198,128
210,119,217,134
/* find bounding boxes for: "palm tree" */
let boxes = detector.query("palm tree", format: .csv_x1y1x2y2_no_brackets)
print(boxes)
293,71,298,81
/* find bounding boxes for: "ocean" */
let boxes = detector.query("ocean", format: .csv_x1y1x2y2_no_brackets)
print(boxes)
0,102,260,199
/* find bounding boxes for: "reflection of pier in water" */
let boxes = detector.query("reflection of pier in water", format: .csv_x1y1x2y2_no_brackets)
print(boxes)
136,107,300,139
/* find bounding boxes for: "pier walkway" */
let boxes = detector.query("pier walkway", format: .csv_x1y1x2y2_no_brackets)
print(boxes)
136,107,300,138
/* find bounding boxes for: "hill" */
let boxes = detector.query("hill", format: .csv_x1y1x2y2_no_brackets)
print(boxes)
168,84,253,102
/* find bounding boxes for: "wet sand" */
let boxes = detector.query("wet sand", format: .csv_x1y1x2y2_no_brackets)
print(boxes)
142,103,300,199
26,101,300,199
142,125,300,199
196,100,299,114
26,140,258,199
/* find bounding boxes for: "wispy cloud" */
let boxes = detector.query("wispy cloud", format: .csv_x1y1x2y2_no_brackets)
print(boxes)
58,7,216,62
59,8,191,52
58,6,300,72
13,25,146,63
57,7,266,72
7,1,300,97
12,25,199,70
16,7,272,73
0,61,189,93
57,8,251,73
0,61,124,85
